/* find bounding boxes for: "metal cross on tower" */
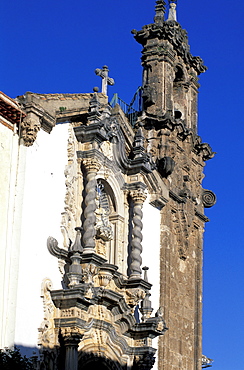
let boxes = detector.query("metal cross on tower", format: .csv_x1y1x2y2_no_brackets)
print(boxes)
95,65,115,95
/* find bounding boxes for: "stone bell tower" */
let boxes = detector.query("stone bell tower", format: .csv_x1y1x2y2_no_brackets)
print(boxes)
132,1,216,369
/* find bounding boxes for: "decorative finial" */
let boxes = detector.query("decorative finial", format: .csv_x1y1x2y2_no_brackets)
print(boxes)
167,0,177,21
142,266,149,282
154,0,166,25
70,227,83,254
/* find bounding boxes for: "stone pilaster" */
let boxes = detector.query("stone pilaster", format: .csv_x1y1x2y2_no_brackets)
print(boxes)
129,189,147,279
82,158,100,253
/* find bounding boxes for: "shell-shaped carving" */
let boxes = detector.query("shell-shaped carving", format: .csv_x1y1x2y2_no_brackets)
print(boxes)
202,189,216,208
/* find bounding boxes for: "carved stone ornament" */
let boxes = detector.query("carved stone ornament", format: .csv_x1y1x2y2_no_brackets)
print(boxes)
82,158,101,173
38,278,59,348
20,115,41,146
202,189,216,208
172,207,189,260
134,353,156,370
130,189,147,204
61,125,79,248
202,354,213,368
125,288,146,306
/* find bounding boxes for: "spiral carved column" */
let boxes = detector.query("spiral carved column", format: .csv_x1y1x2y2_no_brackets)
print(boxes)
82,158,100,253
129,189,147,280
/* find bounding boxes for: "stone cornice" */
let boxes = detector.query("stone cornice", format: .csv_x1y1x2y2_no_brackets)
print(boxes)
169,190,186,204
74,121,108,144
21,101,55,133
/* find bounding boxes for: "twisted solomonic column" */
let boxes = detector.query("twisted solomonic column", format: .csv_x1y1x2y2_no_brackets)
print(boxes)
129,189,147,280
82,158,100,253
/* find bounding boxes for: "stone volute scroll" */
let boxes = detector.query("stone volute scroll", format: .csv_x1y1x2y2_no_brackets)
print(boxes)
129,189,147,280
201,189,217,208
82,158,101,253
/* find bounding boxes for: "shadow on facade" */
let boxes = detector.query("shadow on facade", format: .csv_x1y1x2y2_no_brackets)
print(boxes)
78,353,125,370
8,345,130,370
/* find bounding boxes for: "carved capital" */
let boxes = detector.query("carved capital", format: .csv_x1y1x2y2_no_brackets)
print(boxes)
61,327,84,343
130,189,147,204
134,353,156,370
82,158,100,173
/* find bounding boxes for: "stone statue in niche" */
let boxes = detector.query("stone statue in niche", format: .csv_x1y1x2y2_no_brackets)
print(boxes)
94,181,113,256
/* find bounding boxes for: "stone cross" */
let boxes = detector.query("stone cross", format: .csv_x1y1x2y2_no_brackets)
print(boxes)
95,65,115,95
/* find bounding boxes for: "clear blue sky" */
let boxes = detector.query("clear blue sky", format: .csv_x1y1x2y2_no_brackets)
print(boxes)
1,1,244,369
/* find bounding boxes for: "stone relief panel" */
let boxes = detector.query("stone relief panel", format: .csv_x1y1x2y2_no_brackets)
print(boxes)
61,124,80,249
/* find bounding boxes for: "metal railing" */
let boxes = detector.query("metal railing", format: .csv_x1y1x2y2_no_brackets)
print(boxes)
110,87,143,127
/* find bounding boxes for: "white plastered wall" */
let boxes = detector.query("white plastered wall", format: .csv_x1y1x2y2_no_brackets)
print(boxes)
141,197,161,369
0,122,25,349
14,123,69,355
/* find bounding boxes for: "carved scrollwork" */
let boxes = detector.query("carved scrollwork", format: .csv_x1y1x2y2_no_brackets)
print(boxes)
38,278,59,348
47,236,69,262
125,288,146,306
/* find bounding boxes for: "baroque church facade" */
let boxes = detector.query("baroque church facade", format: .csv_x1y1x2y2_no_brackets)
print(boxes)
0,1,215,369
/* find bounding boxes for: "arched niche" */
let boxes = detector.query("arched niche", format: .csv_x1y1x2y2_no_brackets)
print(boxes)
94,177,127,274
